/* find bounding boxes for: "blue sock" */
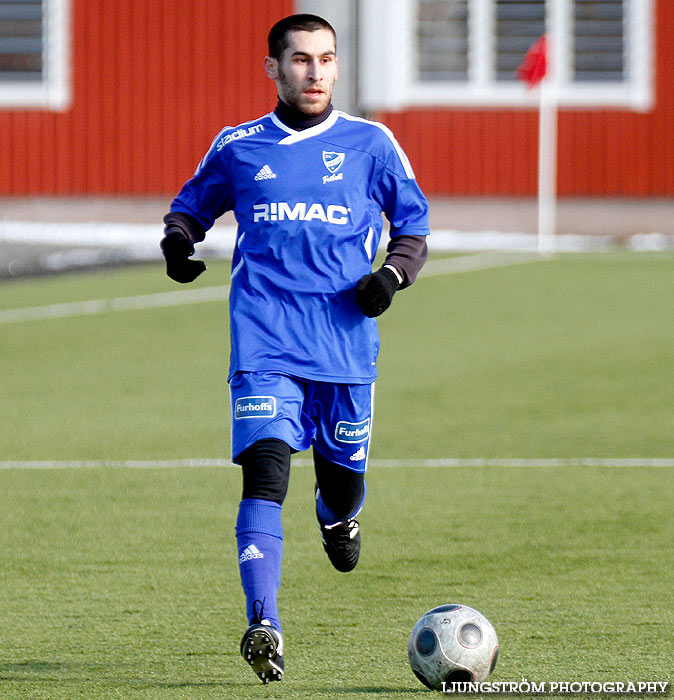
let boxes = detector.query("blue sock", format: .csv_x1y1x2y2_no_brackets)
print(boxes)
236,498,283,631
316,482,366,526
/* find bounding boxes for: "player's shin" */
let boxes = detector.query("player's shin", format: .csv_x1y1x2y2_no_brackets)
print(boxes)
315,481,366,526
314,454,365,572
236,498,283,631
314,451,366,526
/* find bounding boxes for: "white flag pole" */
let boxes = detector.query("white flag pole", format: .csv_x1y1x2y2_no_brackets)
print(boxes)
537,0,566,255
537,76,557,254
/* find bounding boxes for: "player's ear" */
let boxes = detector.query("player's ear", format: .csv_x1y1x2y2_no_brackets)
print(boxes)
264,56,278,80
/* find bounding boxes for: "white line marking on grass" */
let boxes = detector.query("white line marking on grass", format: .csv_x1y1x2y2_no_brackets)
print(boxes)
0,285,230,324
420,251,543,279
0,459,230,469
1,458,672,470
366,458,674,468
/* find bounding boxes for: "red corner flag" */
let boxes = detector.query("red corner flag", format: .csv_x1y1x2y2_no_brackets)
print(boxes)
517,35,547,88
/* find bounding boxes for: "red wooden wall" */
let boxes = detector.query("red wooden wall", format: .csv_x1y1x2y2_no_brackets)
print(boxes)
378,0,674,196
1,0,673,196
0,0,293,195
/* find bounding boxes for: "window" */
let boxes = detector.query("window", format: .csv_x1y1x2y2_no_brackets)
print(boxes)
358,0,653,110
494,0,546,81
573,0,624,82
0,0,71,109
417,0,469,81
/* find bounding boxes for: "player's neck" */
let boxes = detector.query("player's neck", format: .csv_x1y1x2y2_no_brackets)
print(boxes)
274,98,333,131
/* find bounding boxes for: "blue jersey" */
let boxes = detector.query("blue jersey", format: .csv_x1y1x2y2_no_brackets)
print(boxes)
170,109,429,383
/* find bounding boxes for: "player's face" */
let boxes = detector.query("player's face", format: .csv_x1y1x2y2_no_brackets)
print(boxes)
266,29,337,116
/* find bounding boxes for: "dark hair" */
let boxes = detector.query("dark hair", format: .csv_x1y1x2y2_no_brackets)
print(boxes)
267,14,336,60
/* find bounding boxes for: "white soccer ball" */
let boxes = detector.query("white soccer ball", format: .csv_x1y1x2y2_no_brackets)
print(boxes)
408,604,499,691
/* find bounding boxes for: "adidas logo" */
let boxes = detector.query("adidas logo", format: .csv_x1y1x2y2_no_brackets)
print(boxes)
350,445,366,462
254,165,277,181
239,544,264,563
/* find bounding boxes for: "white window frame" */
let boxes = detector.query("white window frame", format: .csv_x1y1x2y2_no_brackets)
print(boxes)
359,0,654,112
0,0,71,110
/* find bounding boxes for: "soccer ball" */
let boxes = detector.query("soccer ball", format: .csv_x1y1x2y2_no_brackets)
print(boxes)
408,604,499,691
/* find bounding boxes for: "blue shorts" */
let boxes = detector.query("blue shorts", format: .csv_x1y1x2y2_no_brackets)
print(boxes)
229,372,374,472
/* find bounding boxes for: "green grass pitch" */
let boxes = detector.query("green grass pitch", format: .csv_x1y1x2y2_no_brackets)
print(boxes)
1,252,672,698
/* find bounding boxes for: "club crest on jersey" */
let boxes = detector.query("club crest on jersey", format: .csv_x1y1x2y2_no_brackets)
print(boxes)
323,151,345,174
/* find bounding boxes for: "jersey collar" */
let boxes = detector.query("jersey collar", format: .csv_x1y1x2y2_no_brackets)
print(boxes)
271,111,340,145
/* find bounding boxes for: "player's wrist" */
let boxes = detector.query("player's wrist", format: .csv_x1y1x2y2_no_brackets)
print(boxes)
382,264,403,286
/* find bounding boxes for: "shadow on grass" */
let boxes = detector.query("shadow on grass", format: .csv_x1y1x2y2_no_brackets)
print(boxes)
0,661,67,673
0,660,74,681
0,660,227,689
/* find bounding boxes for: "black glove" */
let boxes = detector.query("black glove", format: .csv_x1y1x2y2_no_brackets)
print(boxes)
160,231,206,283
355,266,400,317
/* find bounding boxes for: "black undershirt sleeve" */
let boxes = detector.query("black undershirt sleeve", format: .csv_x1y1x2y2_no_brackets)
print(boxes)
383,234,428,289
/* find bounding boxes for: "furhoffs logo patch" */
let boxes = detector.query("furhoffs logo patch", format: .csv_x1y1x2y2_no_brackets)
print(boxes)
335,419,370,443
234,396,276,419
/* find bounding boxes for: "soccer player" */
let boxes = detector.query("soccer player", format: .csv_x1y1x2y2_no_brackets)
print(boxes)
161,14,429,683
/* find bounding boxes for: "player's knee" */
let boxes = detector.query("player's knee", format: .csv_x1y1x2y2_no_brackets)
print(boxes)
239,438,292,505
314,450,365,520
